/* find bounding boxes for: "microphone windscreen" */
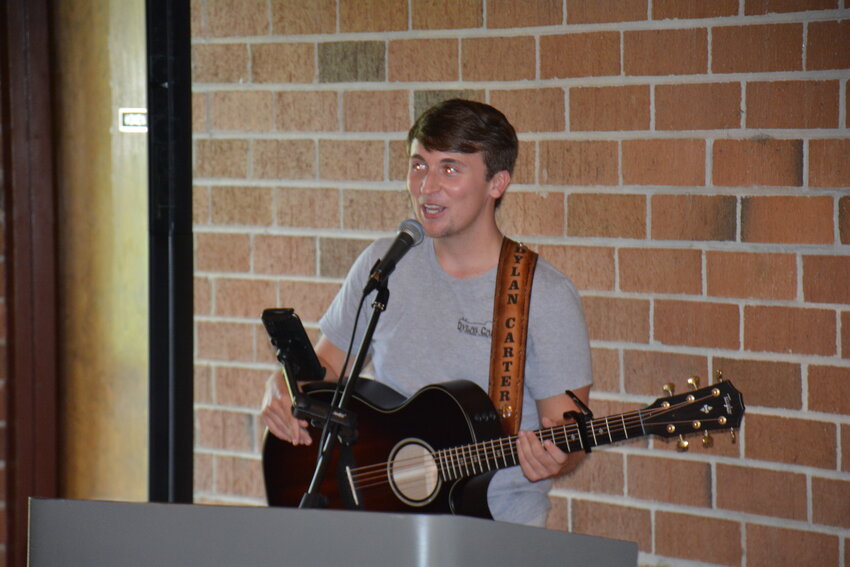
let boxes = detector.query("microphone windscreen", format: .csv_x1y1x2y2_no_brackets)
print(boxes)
398,219,425,246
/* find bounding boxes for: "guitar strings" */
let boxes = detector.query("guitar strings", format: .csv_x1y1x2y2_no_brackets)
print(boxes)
350,398,703,491
346,390,725,493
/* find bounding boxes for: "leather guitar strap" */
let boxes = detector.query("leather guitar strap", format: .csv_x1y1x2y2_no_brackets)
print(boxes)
489,237,538,435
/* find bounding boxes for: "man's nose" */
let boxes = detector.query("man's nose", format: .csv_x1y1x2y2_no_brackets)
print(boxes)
420,171,439,194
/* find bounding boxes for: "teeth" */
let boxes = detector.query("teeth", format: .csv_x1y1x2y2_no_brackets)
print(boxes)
423,204,442,213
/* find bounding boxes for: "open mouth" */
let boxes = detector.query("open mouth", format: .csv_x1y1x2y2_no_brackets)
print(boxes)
421,203,445,216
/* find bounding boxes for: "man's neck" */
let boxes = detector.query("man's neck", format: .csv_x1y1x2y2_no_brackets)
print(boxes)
432,223,504,279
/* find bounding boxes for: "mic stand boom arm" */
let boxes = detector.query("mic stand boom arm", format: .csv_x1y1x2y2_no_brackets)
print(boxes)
298,283,390,509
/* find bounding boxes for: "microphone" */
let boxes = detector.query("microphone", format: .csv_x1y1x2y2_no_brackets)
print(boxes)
363,219,425,294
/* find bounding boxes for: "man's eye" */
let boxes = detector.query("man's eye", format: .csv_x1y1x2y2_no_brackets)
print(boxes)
411,162,426,172
443,166,457,174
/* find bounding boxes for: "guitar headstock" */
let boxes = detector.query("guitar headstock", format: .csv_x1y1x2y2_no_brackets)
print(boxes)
641,375,745,451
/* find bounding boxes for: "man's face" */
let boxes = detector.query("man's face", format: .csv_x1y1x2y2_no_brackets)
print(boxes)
406,140,505,240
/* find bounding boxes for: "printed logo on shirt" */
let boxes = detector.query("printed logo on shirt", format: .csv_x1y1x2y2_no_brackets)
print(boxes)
457,317,492,338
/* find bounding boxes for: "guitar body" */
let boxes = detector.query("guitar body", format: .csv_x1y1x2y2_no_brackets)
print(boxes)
262,379,505,517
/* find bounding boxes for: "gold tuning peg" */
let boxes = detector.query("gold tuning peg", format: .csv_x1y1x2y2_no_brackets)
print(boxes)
702,431,714,448
663,383,675,396
715,370,724,382
687,376,700,390
730,428,737,444
677,435,689,452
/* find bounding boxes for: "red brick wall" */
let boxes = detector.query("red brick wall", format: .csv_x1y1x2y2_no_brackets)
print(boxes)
191,1,850,565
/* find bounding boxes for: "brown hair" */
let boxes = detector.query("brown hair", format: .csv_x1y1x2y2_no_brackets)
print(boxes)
407,99,518,207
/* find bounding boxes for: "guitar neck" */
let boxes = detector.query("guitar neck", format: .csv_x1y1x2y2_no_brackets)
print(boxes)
434,414,630,482
435,380,743,482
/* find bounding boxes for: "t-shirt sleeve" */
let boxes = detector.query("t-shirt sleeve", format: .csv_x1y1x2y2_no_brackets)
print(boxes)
319,239,387,354
524,260,593,401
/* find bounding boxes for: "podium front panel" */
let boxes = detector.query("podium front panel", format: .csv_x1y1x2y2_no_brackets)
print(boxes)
29,498,637,566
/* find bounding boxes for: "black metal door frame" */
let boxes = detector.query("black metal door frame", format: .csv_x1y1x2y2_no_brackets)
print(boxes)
146,0,194,504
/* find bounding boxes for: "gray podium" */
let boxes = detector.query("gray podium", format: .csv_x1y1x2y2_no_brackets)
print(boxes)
29,498,637,566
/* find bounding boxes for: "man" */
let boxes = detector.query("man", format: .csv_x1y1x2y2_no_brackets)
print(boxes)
262,99,592,526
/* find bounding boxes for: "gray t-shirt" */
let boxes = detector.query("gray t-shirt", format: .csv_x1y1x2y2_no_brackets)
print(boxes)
320,236,592,525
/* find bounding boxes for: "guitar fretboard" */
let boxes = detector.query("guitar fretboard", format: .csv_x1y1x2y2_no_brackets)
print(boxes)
434,389,725,482
434,416,632,482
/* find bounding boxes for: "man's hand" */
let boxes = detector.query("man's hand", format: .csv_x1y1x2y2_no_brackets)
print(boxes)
260,372,312,446
260,336,347,446
517,416,571,482
517,387,591,482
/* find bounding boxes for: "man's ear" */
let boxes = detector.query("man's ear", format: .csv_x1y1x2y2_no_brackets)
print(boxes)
488,170,511,200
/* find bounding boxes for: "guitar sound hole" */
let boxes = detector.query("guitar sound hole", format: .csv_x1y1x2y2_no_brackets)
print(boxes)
387,439,440,507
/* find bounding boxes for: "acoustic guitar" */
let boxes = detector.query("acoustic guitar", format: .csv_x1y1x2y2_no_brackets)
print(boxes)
263,377,744,518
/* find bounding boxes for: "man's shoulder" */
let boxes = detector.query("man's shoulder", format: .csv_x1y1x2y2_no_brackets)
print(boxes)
533,254,580,294
353,235,420,269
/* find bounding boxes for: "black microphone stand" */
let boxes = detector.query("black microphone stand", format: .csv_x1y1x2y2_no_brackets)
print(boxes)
298,280,390,509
